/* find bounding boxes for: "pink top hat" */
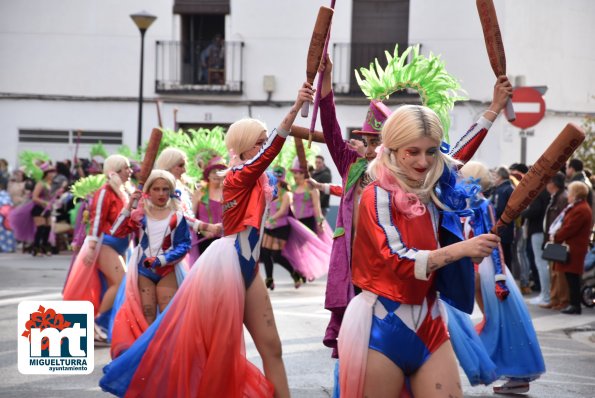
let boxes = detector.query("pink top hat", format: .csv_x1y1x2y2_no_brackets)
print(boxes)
352,100,392,136
203,156,227,181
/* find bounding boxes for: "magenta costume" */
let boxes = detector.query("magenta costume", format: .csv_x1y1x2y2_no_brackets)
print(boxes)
292,190,316,231
194,192,223,257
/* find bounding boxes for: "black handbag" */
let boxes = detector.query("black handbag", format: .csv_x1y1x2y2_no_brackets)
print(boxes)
542,242,569,263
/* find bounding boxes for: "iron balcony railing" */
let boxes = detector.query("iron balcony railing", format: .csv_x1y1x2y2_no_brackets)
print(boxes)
332,42,420,96
155,40,244,94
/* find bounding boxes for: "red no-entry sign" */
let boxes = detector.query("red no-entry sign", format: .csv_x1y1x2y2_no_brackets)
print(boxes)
507,87,546,129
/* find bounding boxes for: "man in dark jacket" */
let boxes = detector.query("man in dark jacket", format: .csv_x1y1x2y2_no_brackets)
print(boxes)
311,155,332,216
491,166,515,268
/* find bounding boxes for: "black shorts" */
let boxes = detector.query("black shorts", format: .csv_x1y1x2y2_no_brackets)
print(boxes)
299,216,317,233
31,205,46,217
264,224,291,241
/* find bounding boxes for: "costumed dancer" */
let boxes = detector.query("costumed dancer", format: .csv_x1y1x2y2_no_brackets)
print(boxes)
182,127,228,262
261,166,303,290
459,161,545,394
30,162,57,256
154,147,200,265
0,180,16,252
8,152,50,251
63,174,107,293
63,154,132,343
320,45,512,358
283,158,333,281
290,158,324,233
193,154,226,259
108,170,191,358
338,105,501,397
100,83,313,397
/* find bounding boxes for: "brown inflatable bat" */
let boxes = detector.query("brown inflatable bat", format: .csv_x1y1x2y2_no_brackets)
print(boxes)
491,123,585,236
294,137,310,179
477,0,515,121
290,124,325,143
132,128,163,208
301,6,334,118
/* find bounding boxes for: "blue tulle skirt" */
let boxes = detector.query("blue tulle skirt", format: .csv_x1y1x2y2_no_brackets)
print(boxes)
477,258,545,380
443,300,498,385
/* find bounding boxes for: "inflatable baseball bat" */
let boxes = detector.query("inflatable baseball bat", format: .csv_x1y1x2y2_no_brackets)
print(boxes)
294,137,310,179
491,123,585,236
132,128,163,209
301,6,334,118
477,0,515,122
290,124,325,143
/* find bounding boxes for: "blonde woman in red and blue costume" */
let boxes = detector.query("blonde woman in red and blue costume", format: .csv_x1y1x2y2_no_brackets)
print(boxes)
319,50,513,361
100,83,314,398
63,154,132,343
459,161,545,394
338,105,502,398
154,148,201,265
108,170,191,359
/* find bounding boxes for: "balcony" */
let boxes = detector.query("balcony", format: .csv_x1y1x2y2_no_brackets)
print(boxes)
155,40,243,94
332,42,420,97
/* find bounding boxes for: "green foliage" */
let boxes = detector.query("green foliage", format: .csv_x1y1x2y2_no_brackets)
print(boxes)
574,116,595,173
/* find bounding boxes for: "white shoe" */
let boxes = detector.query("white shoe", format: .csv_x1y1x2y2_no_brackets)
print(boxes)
493,380,530,394
94,321,107,341
529,296,549,306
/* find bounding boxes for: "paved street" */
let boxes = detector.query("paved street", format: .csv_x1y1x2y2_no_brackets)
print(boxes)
0,252,594,397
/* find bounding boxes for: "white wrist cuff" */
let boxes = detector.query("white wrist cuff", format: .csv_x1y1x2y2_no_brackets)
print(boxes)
414,250,431,281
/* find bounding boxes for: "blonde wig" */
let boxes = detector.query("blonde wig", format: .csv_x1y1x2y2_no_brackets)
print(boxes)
142,169,181,213
103,154,131,202
225,118,267,165
368,105,460,217
155,147,187,174
459,161,493,193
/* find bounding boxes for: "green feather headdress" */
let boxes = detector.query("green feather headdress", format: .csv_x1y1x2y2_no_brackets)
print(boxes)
355,44,467,142
90,141,109,159
184,127,228,180
117,145,142,162
19,151,50,182
270,137,319,186
70,174,107,202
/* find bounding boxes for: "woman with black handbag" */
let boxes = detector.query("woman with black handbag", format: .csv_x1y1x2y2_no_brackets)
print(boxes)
548,181,593,314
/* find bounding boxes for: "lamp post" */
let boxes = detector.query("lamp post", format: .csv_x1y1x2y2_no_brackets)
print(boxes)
130,11,157,150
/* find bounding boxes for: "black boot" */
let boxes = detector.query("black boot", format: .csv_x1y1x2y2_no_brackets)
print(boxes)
560,305,581,315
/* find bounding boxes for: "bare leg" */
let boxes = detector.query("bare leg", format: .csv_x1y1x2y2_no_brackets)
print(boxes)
475,271,484,315
138,274,157,324
410,340,463,398
97,245,125,314
243,275,289,398
156,271,178,313
363,349,405,398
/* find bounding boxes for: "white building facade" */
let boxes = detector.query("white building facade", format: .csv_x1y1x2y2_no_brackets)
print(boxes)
0,0,593,185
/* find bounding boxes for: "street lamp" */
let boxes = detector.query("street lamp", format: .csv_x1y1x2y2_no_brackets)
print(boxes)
130,11,157,150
